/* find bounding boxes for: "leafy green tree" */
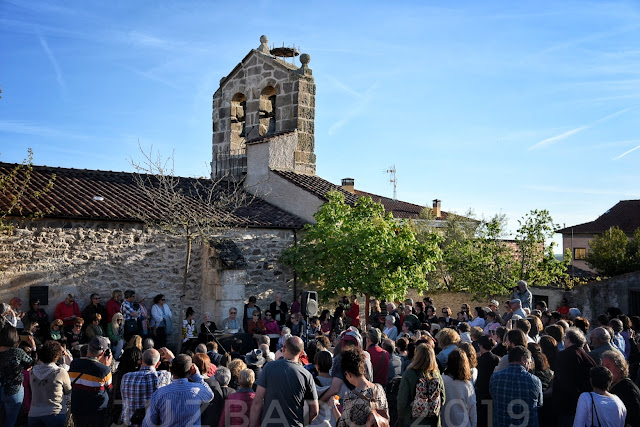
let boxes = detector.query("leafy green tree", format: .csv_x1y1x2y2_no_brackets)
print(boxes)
0,148,55,233
414,208,568,297
515,209,569,285
281,191,441,320
586,226,640,276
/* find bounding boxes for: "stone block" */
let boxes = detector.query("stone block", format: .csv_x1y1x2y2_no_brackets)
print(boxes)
298,119,314,134
296,134,315,152
274,70,288,80
247,67,261,76
298,106,315,120
263,63,274,71
246,56,257,67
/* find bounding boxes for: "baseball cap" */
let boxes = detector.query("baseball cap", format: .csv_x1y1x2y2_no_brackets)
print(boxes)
510,298,521,305
89,336,110,352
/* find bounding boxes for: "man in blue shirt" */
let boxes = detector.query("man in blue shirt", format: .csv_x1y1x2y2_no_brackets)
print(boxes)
490,346,542,427
143,354,213,427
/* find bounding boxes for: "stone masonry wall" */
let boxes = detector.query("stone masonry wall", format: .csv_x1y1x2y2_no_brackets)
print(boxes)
212,42,316,179
0,219,298,348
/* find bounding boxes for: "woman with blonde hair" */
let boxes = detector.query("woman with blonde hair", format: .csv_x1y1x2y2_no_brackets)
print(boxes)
126,334,142,350
227,359,247,390
457,342,478,384
368,298,383,330
442,348,476,427
397,343,444,426
108,312,125,359
48,319,65,343
436,328,461,369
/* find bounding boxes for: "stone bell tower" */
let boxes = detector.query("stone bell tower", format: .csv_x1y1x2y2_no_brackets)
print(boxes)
211,35,316,179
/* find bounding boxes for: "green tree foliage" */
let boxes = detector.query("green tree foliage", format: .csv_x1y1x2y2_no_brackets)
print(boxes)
515,209,569,285
415,208,568,297
586,226,640,276
281,191,441,304
0,148,55,233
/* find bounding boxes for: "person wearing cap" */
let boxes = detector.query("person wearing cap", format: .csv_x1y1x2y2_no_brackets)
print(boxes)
54,294,81,329
68,336,113,426
250,336,318,427
509,299,527,319
511,280,532,311
245,349,265,380
366,327,390,386
143,354,213,427
488,300,500,313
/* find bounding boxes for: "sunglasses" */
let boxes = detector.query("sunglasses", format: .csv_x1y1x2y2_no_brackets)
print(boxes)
265,314,272,317
161,298,166,301
230,312,237,314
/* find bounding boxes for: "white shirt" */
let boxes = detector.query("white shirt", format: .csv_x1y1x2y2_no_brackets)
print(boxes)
442,375,477,427
572,392,626,427
151,304,172,327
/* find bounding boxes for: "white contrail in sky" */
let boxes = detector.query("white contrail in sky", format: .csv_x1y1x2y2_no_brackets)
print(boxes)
613,144,640,160
38,35,66,92
529,106,633,151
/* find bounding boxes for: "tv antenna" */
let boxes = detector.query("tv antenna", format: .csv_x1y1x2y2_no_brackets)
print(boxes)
385,165,397,200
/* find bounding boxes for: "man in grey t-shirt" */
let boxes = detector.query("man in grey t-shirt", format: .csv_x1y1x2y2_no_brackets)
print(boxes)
250,336,319,427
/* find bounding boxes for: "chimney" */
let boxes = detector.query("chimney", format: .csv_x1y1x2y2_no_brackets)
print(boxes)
341,178,355,194
432,199,441,218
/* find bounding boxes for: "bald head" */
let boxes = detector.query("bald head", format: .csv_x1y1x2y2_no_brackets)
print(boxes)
142,349,161,367
591,327,611,348
284,336,304,358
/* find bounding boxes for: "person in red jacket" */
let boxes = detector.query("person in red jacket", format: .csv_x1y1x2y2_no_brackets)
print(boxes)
54,293,81,329
346,295,360,328
106,289,123,322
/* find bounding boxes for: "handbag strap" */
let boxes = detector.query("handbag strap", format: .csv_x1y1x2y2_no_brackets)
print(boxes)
352,386,379,409
374,349,389,374
590,392,602,427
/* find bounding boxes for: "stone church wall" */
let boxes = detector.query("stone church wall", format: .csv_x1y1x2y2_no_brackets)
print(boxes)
0,219,297,348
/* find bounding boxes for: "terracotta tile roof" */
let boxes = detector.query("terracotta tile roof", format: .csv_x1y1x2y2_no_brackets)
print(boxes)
556,200,640,235
0,163,307,229
272,170,445,220
273,170,359,204
566,265,598,279
354,190,449,220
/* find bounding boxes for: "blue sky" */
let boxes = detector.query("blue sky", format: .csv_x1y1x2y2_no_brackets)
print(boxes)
2,1,640,249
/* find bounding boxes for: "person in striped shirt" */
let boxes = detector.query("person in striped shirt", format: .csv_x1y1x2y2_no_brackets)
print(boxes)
121,348,172,426
68,336,113,427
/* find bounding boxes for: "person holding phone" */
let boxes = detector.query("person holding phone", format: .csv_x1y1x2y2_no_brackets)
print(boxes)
68,336,113,427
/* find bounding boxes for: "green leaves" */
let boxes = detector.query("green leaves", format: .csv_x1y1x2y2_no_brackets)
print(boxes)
586,226,640,276
281,191,441,302
414,209,569,298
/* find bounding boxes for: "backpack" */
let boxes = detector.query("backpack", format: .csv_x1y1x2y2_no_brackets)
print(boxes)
385,376,402,426
411,374,442,418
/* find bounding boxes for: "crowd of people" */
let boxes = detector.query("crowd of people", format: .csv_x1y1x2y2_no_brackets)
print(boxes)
1,280,640,427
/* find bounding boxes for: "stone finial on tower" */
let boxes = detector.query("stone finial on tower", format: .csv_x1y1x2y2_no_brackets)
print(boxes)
298,53,312,75
257,35,270,54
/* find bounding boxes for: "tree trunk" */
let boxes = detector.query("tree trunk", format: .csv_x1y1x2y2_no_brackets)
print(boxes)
178,237,192,353
365,293,370,327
